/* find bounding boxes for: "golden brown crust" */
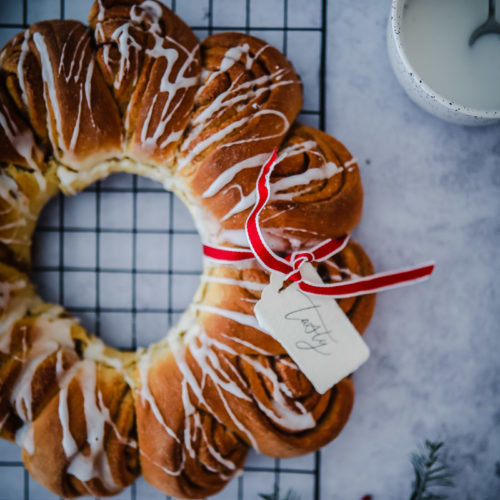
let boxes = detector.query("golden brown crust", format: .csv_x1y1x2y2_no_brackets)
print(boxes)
187,120,363,252
23,362,139,497
190,241,373,456
90,0,201,166
1,20,122,171
135,350,248,498
180,32,303,242
89,0,151,113
136,243,374,494
178,342,355,457
199,241,374,351
0,81,45,169
0,163,57,266
1,32,49,152
0,328,79,441
262,125,364,250
0,2,377,498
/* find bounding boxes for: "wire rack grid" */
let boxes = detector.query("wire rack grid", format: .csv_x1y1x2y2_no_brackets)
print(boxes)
0,0,328,498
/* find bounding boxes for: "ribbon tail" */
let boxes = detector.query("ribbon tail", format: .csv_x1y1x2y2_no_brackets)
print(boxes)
298,262,435,298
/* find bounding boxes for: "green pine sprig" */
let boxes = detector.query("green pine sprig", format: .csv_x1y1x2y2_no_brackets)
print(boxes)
259,440,455,500
409,441,454,500
259,486,301,500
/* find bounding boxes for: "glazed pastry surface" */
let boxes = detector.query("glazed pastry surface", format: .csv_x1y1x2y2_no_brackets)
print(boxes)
0,1,374,497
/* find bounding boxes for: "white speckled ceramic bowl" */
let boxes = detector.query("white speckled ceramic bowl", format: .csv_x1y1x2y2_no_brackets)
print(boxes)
387,0,500,126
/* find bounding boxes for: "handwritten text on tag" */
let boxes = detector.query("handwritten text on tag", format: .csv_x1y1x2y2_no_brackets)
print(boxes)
254,263,370,394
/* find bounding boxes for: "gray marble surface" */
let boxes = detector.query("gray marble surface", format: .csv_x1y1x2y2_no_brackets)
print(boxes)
321,1,500,499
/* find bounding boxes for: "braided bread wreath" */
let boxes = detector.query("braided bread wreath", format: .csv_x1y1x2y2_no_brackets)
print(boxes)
0,1,377,498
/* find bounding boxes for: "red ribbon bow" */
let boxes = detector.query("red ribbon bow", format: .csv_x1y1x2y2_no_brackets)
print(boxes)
202,149,434,297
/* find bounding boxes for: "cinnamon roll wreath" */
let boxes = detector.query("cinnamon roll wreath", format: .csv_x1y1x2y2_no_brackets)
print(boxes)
0,1,376,497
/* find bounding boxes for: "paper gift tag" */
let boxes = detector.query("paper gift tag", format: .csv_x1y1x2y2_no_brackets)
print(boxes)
254,262,370,394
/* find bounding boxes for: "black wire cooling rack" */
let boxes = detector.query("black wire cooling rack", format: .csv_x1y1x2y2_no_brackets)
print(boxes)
0,0,328,498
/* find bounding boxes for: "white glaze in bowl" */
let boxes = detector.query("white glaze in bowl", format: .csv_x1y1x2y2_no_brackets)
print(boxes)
387,0,500,126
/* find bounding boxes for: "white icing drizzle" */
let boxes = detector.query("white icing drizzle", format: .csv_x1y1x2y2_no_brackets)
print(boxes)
194,304,262,330
0,279,26,311
84,337,135,388
0,97,45,188
185,331,251,402
32,32,65,156
220,183,255,222
194,138,353,242
218,333,272,356
138,449,182,477
58,368,78,458
169,321,318,455
201,153,270,199
271,141,343,196
138,326,229,480
0,219,27,232
0,300,30,350
94,0,199,151
180,102,290,169
171,328,258,451
189,71,291,135
7,316,74,422
16,30,30,107
171,336,242,468
213,229,248,248
219,108,290,150
31,26,97,165
216,140,351,225
203,438,236,471
258,205,294,225
276,357,299,370
201,275,267,292
16,423,34,455
240,355,315,431
238,296,258,304
97,7,142,90
219,44,250,73
57,360,119,492
180,115,250,168
55,349,65,383
12,343,58,421
138,40,198,150
177,41,296,170
271,160,341,197
69,58,96,150
140,6,199,148
0,4,362,489
136,348,181,445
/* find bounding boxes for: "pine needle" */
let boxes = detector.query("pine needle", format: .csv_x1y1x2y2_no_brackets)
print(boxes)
409,440,454,500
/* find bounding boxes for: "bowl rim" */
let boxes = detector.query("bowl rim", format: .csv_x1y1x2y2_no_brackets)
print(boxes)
390,0,500,120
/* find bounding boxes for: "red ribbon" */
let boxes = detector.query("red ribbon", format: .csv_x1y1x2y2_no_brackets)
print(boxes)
202,244,255,263
203,149,434,298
